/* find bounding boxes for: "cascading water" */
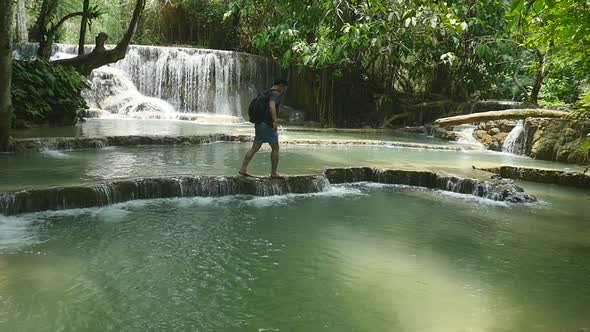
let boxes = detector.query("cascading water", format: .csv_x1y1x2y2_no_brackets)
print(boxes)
502,120,525,154
83,66,177,120
453,124,484,146
15,43,280,123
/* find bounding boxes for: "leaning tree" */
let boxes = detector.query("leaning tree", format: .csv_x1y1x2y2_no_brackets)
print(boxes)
54,0,146,76
31,0,146,76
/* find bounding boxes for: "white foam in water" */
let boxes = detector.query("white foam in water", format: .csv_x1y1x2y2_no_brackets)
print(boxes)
454,124,484,147
85,66,177,120
502,120,525,155
434,191,510,207
0,216,40,250
347,182,414,190
246,195,291,208
41,150,71,159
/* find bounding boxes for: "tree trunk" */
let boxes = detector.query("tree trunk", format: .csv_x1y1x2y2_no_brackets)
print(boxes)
529,48,548,106
34,0,54,59
0,0,14,151
78,0,90,56
54,0,146,76
15,0,27,43
434,109,566,127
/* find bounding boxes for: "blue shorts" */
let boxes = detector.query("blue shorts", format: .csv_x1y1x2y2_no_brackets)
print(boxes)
254,122,279,144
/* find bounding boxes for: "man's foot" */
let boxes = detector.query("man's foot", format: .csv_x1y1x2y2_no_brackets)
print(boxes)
239,170,256,178
270,173,284,179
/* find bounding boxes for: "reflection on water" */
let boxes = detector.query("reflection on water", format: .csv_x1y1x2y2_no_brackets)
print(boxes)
3,118,590,331
0,142,585,192
1,185,589,331
11,118,444,143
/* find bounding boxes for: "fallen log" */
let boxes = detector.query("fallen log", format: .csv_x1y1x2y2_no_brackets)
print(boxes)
434,109,566,127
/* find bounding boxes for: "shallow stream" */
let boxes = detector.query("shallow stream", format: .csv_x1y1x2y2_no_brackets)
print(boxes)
1,119,589,331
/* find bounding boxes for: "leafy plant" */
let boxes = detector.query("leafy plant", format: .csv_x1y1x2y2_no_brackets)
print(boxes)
566,91,590,120
11,60,89,126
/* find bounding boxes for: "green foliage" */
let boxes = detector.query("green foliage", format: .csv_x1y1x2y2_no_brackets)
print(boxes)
565,93,590,122
227,0,514,98
22,0,589,119
11,60,89,126
508,0,590,75
566,91,590,120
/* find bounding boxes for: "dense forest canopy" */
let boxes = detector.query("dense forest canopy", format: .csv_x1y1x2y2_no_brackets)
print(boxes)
2,0,590,132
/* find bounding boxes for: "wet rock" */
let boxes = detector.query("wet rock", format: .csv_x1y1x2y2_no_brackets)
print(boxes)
9,135,481,153
528,118,590,164
396,126,426,134
284,139,480,151
488,127,501,135
9,137,109,152
477,165,590,189
8,134,255,152
324,167,537,203
0,175,329,216
428,126,459,141
1,168,538,216
473,120,517,151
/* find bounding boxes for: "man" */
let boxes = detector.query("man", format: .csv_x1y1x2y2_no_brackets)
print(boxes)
239,78,288,178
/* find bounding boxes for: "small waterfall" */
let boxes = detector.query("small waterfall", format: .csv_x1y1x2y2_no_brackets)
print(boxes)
454,124,483,146
84,66,177,120
0,168,537,216
0,175,330,216
52,44,279,121
502,120,525,154
325,167,537,203
13,43,280,123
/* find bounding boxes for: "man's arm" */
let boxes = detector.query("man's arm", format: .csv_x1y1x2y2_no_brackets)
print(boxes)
269,99,278,131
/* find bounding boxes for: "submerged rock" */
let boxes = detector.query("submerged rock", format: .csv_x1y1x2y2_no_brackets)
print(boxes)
476,165,590,189
0,168,538,216
8,135,481,153
325,167,537,203
473,120,517,151
8,134,254,152
0,175,329,216
426,126,459,141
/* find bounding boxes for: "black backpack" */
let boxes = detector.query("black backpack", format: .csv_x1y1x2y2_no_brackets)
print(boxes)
248,89,275,124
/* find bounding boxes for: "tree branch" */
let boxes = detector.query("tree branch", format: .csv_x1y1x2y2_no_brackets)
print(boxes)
49,12,85,36
53,0,146,76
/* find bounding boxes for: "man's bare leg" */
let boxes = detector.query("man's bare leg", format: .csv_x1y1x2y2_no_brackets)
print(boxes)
270,142,281,177
240,141,263,176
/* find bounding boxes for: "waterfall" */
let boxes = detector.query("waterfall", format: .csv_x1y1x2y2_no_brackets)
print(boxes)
84,66,177,120
324,167,537,203
15,43,280,123
502,120,525,154
0,175,330,216
454,124,483,146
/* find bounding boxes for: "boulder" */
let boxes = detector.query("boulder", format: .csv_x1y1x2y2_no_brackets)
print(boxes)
324,167,537,203
528,118,590,164
476,165,590,188
473,120,518,151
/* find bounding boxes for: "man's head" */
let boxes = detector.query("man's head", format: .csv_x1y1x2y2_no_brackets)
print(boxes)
273,78,289,93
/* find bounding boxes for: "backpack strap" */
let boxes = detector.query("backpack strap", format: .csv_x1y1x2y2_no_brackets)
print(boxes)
263,88,278,95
